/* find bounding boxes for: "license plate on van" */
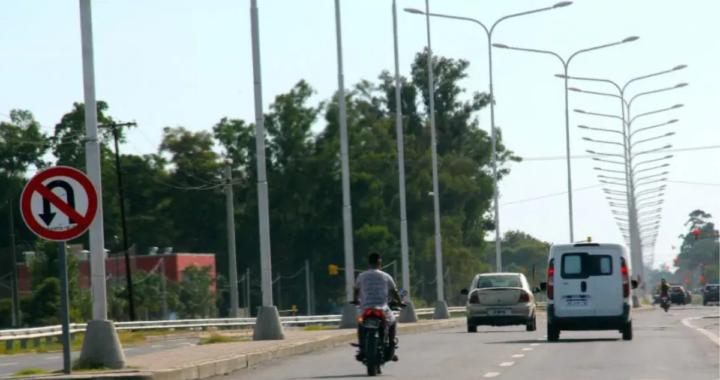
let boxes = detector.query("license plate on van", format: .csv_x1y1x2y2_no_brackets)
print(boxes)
565,299,587,307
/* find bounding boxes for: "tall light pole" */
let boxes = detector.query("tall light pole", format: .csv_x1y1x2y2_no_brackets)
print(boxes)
77,0,126,369
491,36,639,243
392,0,418,323
562,65,687,304
249,0,284,340
404,1,573,272
334,0,359,329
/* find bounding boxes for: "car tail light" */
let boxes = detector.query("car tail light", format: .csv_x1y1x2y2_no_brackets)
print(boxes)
621,260,630,298
547,263,555,300
518,291,530,303
469,292,480,304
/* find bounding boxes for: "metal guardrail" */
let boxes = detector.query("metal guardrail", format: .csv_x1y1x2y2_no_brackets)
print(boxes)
0,304,548,347
0,307,467,343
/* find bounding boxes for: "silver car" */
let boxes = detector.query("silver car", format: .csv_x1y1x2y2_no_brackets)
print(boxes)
460,272,540,333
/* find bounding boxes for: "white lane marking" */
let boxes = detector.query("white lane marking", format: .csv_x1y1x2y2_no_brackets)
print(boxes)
45,356,60,360
530,343,540,346
522,347,533,351
499,362,514,366
682,317,720,346
151,345,164,348
0,363,18,367
511,354,524,358
483,373,500,378
124,347,134,351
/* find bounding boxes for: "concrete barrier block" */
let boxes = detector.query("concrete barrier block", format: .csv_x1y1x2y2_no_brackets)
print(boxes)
196,361,216,379
246,350,273,367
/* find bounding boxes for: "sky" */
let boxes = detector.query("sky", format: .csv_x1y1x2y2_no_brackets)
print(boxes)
1,0,718,270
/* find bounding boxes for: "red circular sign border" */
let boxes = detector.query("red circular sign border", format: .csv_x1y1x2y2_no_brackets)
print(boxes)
20,166,99,242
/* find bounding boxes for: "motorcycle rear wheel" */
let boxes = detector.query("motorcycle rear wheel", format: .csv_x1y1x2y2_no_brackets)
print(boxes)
365,334,380,376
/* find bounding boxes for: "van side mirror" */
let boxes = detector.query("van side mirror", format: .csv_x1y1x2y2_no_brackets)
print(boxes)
532,287,541,294
631,280,638,289
460,289,469,296
539,282,547,291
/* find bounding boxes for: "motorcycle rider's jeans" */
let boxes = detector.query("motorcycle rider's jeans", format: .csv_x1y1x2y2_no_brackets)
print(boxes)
357,321,397,360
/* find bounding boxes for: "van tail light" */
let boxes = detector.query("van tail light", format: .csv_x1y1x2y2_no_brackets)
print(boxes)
621,260,630,298
469,292,480,304
518,291,530,303
547,263,555,300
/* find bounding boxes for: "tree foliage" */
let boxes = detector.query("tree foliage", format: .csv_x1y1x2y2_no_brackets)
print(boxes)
0,49,536,321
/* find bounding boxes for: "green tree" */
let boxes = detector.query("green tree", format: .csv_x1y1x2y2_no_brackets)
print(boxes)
177,265,215,319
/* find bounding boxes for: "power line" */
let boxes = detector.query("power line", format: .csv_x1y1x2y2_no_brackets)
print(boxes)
667,180,720,187
500,184,604,206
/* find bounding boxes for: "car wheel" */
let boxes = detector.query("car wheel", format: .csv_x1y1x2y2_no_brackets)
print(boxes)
526,314,537,332
547,323,560,342
622,321,633,341
467,324,477,333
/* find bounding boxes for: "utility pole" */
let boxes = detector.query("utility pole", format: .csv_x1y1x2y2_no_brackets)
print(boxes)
305,260,311,316
160,258,168,320
8,199,21,327
102,121,137,321
224,162,240,318
245,267,251,317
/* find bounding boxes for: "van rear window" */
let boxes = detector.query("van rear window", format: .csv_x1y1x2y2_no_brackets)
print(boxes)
561,253,613,279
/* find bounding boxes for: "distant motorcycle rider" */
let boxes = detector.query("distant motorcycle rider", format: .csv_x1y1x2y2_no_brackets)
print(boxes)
657,278,671,296
353,252,404,362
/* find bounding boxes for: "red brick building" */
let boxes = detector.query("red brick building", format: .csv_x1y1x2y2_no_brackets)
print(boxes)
16,248,216,294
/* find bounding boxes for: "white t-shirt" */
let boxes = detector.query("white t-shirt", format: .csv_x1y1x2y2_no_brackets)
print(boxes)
355,269,396,310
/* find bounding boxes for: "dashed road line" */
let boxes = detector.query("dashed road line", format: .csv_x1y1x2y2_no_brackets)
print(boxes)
530,343,540,346
0,363,17,367
45,355,60,360
499,361,514,366
511,354,524,358
150,345,164,348
522,347,533,351
483,373,500,378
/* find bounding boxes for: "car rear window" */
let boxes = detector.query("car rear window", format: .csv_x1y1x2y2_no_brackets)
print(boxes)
476,275,522,289
670,286,683,292
705,285,719,291
561,253,613,279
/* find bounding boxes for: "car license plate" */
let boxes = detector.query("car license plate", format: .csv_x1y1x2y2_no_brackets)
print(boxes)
489,309,511,316
364,319,380,328
565,299,587,307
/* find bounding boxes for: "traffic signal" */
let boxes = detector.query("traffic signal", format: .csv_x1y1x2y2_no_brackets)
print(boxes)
684,278,689,284
693,228,700,240
700,276,706,282
673,258,679,264
587,236,592,242
328,264,339,275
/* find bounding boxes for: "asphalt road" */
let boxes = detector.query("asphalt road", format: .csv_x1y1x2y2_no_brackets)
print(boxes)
0,338,199,376
222,306,720,380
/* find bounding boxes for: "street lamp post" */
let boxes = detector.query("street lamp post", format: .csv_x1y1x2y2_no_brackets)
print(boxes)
565,66,687,304
392,0,418,323
334,0,360,329
491,36,639,243
249,0,285,340
404,1,572,272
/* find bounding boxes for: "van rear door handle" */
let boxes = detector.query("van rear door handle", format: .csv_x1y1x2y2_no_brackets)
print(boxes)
580,281,587,293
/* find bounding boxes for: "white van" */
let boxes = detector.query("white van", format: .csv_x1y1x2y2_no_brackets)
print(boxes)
539,242,638,342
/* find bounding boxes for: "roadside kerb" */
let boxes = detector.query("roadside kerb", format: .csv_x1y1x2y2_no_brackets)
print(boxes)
148,317,464,380
8,371,154,380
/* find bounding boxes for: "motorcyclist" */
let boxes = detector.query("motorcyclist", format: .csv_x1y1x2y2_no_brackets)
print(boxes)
657,278,671,298
353,252,404,363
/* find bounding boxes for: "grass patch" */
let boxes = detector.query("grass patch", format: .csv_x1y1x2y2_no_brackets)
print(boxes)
0,329,198,356
11,368,49,377
302,325,337,331
199,333,247,345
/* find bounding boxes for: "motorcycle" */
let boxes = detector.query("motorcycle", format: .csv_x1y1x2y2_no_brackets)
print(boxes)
350,300,406,376
660,294,670,312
